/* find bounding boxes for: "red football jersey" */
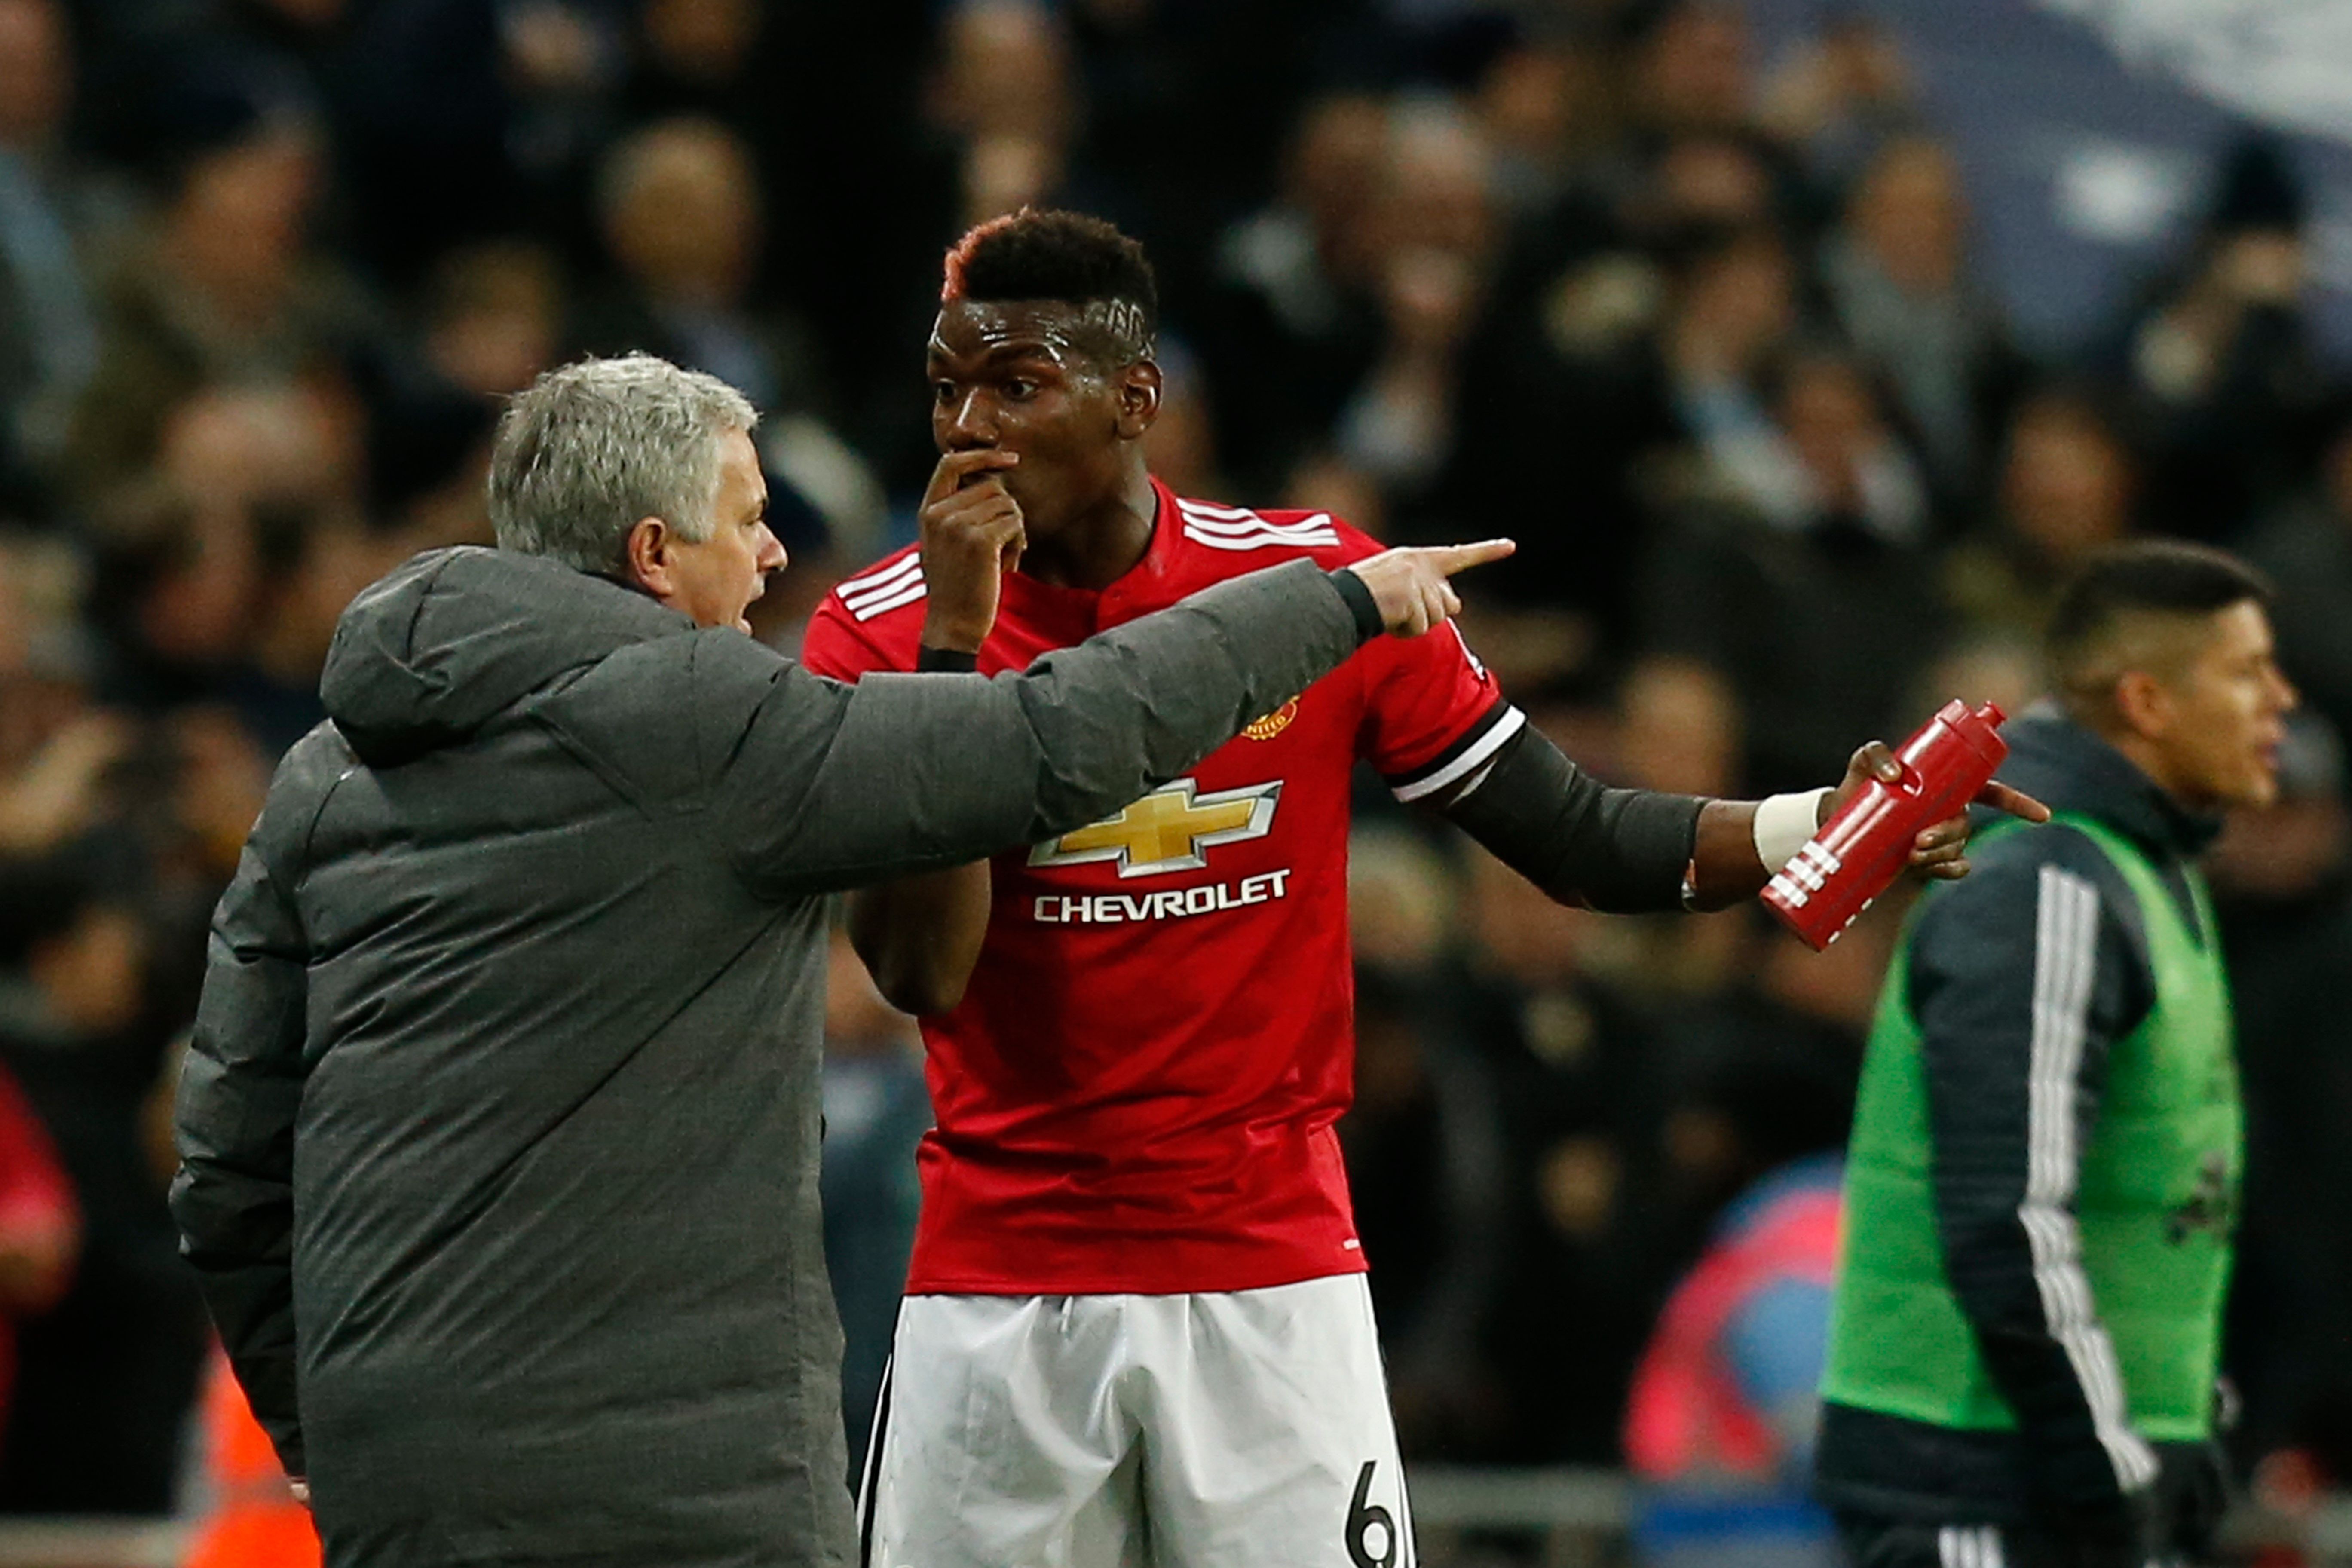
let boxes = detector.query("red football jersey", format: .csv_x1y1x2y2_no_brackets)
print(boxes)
802,479,1517,1294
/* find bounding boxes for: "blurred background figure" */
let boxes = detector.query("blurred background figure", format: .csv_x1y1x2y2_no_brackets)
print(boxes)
2110,137,2329,545
180,1351,320,1568
0,1055,76,1457
1622,1151,1842,1568
1943,388,2138,644
817,929,927,1472
0,0,104,518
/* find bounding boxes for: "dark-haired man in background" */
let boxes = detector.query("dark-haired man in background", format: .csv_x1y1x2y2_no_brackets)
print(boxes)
805,208,2040,1568
1821,542,2294,1568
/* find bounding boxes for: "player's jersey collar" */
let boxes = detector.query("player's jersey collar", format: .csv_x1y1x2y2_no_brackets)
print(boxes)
1000,476,1179,619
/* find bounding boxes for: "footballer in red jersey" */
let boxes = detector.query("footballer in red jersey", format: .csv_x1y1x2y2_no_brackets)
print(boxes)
807,210,2041,1568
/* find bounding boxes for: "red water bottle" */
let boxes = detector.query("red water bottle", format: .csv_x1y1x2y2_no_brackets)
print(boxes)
1762,700,2010,950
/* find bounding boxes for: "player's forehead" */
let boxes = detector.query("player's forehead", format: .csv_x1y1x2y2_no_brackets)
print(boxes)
2200,598,2275,665
928,298,1088,368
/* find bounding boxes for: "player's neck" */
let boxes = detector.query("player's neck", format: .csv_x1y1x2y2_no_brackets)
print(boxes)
1018,466,1158,592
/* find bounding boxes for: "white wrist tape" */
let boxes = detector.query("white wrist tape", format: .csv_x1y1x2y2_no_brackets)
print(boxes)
1752,787,1833,875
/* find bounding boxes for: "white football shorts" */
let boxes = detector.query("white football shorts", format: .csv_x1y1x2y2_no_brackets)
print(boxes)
857,1273,1415,1568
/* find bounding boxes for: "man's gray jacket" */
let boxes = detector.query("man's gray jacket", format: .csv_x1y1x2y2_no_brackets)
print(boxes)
169,545,1372,1568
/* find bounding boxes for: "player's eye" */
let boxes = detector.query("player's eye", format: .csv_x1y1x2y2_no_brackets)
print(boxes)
932,380,957,406
1004,379,1038,400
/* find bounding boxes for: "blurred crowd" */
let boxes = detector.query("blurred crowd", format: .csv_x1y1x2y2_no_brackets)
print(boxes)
7,0,2352,1538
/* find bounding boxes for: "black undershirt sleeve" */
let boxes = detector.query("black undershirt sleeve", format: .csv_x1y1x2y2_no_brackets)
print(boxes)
1437,724,1703,914
1326,567,1385,643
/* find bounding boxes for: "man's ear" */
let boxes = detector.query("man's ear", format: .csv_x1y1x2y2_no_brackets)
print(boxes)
1114,360,1163,440
623,516,673,598
2114,668,2173,741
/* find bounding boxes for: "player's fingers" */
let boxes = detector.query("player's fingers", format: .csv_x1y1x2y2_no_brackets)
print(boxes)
933,490,1021,540
1848,740,1902,785
1912,815,1968,853
1922,855,1972,881
1421,579,1454,631
927,477,1013,525
970,508,1025,550
922,448,1019,508
1976,779,2052,823
1425,539,1516,578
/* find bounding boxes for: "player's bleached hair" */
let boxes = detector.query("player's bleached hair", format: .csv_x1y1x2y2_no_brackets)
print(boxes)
488,353,758,575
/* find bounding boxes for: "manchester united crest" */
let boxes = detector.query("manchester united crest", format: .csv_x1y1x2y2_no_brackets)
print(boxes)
1243,700,1299,741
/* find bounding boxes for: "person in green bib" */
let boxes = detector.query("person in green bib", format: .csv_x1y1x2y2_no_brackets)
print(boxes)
1818,542,2296,1568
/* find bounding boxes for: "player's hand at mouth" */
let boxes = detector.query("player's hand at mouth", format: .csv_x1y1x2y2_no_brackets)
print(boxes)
1348,539,1516,637
919,448,1026,653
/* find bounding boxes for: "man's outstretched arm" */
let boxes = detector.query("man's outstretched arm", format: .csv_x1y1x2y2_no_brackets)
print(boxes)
717,544,1511,901
827,524,1509,1012
1437,728,2048,914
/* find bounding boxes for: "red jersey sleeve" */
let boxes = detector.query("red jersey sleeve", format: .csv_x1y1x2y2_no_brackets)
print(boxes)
802,573,910,681
1356,619,1523,802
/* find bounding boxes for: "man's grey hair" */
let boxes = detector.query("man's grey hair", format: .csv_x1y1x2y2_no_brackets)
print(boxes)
488,354,758,574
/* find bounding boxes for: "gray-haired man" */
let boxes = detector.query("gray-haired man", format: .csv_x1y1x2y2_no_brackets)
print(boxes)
168,354,1508,1568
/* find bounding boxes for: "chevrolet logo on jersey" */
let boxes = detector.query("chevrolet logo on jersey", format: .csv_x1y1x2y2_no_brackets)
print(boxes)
1030,778,1281,878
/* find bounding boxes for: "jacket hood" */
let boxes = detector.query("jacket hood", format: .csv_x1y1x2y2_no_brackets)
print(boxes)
1992,701,2224,860
321,547,689,764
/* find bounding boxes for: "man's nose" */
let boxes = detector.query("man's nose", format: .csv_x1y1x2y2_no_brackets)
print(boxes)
942,389,998,448
757,523,786,573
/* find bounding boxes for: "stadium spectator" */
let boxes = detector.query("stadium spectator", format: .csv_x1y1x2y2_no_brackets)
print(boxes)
2110,137,2331,544
1623,1153,1843,1568
1201,91,1389,500
576,117,818,420
2205,714,2352,1474
1945,389,2138,647
0,855,206,1513
64,67,369,507
1463,835,1684,1466
1819,135,2024,510
928,0,1078,233
2243,405,2352,754
1641,345,1948,793
0,1060,75,1452
1336,102,1499,508
0,0,104,515
1343,827,1516,1467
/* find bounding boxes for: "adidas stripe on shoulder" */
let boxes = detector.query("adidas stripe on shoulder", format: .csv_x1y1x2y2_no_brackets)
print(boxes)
836,554,928,622
1176,498,1340,553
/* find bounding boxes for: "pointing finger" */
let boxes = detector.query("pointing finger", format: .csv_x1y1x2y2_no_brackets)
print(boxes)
1976,779,2051,823
1426,539,1516,577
